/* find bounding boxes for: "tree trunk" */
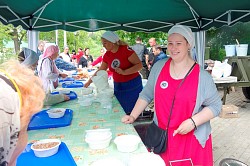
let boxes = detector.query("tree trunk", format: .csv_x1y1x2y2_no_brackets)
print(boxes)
12,28,20,54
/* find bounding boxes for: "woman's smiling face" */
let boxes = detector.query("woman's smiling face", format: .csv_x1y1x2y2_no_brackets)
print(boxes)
101,38,114,51
167,33,190,60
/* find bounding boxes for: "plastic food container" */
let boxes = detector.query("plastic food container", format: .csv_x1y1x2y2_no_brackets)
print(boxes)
64,81,74,85
59,89,71,95
85,129,112,150
78,94,94,106
114,135,141,153
91,158,125,166
80,87,93,95
31,139,61,157
46,108,66,118
128,153,165,166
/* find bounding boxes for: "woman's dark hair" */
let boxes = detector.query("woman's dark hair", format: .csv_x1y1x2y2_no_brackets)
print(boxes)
18,51,25,62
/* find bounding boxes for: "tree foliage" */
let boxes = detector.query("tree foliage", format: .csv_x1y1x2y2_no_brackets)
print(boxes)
1,21,250,63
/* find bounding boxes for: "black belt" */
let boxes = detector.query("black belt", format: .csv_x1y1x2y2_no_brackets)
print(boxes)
0,74,17,92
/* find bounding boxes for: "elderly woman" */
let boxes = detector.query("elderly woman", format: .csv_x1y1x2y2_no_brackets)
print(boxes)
85,31,143,114
37,45,70,105
0,60,45,166
122,25,222,165
18,48,39,70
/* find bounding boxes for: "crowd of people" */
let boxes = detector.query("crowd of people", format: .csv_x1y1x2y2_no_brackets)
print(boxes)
0,25,222,166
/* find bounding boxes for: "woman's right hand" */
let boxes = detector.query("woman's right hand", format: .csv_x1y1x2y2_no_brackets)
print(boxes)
121,115,136,124
84,79,91,88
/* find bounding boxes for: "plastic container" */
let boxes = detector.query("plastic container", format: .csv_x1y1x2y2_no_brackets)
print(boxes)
114,135,141,153
85,129,112,149
236,44,248,56
80,87,93,95
225,45,236,57
31,139,61,157
91,158,125,166
46,108,66,118
129,153,165,166
78,94,94,106
58,89,71,95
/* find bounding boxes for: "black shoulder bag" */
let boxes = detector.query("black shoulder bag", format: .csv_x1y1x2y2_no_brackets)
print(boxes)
144,62,196,154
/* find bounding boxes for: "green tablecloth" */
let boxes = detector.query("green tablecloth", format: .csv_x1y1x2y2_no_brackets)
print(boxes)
27,95,147,165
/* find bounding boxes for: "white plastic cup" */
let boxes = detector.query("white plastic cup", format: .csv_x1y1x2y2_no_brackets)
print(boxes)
236,44,248,56
224,45,236,57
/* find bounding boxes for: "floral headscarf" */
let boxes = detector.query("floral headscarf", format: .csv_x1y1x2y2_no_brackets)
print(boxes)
42,45,59,59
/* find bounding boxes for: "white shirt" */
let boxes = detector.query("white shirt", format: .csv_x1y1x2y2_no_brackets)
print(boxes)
60,53,71,62
37,58,61,93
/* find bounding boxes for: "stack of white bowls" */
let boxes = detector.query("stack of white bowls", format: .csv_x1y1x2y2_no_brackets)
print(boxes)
85,129,112,150
91,70,109,92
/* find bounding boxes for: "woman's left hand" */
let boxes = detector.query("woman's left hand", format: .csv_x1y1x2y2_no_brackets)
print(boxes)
60,73,68,78
115,68,125,75
173,118,195,136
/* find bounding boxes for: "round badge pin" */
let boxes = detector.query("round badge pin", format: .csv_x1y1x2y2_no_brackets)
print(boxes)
160,81,168,89
111,59,120,69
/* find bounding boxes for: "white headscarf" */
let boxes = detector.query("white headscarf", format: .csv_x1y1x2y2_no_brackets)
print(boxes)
168,25,195,49
101,31,120,44
21,48,39,67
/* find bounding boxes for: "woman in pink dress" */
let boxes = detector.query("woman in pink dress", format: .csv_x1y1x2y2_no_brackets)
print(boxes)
122,25,222,166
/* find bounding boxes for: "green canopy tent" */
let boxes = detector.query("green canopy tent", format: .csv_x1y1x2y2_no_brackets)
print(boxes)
0,0,250,64
0,0,250,32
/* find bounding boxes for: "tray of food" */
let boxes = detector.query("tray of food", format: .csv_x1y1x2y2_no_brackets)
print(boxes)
50,91,77,100
28,109,73,130
62,81,84,88
17,141,76,166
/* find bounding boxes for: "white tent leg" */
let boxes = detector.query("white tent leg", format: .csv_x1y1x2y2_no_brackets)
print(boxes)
194,31,205,68
27,30,39,52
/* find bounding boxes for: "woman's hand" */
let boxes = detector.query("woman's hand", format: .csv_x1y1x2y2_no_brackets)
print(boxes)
115,68,126,75
84,79,92,88
64,95,70,101
121,115,136,124
173,118,195,136
60,73,68,78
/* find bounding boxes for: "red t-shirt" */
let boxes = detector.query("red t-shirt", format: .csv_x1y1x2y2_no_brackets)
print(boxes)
103,45,139,82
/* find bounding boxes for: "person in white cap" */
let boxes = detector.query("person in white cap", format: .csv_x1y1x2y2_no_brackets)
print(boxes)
122,25,222,165
84,31,143,114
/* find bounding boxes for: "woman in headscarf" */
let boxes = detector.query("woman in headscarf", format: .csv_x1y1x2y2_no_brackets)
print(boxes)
37,45,70,105
122,25,222,165
18,48,39,70
84,31,143,114
0,60,45,166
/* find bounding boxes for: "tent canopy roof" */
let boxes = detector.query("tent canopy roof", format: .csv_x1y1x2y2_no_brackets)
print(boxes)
0,0,250,32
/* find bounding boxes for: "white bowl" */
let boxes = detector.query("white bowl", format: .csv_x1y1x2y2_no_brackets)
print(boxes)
46,108,66,118
85,130,112,141
59,89,71,95
64,81,74,85
97,88,114,98
85,136,112,150
31,139,61,157
91,158,125,166
81,87,93,95
78,97,93,106
128,153,165,166
114,135,141,153
85,129,112,150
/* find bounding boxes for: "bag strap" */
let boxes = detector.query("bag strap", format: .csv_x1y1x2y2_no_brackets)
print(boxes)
39,57,54,72
166,62,196,130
